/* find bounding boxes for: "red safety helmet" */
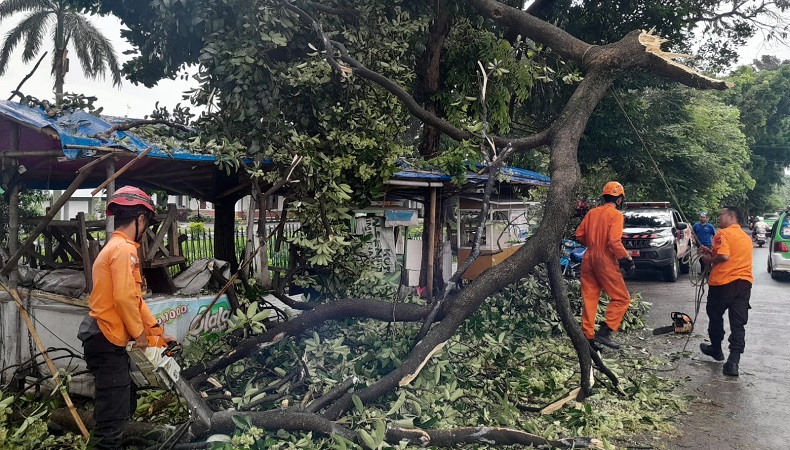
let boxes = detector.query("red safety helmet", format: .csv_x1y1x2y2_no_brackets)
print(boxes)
106,186,155,216
602,181,625,198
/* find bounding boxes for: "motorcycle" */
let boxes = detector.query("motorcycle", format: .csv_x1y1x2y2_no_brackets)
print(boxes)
560,239,586,279
753,231,767,248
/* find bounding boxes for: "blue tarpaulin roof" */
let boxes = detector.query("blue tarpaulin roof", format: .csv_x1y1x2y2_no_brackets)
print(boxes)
0,100,248,200
392,160,550,187
0,100,549,201
0,100,216,162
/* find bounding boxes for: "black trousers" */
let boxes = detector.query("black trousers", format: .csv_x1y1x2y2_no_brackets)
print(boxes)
83,333,135,450
706,279,752,354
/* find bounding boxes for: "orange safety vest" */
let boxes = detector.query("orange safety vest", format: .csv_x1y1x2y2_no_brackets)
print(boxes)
89,231,161,347
708,224,753,286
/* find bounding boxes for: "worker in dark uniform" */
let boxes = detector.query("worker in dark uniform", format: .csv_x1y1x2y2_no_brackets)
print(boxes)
699,206,753,376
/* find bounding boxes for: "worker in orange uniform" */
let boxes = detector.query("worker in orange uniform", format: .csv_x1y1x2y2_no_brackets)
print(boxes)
698,206,753,377
77,186,173,450
575,181,634,350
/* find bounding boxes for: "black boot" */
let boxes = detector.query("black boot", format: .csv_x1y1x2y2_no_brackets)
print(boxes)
700,342,725,361
594,324,620,350
723,352,740,377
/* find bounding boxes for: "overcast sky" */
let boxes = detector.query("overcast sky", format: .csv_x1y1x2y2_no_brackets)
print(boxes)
0,11,788,119
0,15,195,118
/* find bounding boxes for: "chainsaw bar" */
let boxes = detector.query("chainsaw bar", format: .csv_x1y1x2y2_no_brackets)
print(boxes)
652,325,675,335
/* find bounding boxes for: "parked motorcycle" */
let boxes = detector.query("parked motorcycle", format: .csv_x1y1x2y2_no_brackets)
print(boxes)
754,231,767,248
560,239,586,279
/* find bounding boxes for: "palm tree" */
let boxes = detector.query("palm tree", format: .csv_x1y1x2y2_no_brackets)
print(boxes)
0,0,122,102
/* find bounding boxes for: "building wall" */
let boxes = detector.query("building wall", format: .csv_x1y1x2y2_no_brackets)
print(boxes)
43,192,283,222
46,189,103,221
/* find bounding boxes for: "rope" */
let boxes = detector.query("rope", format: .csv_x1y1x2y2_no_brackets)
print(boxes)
610,89,690,222
610,87,712,371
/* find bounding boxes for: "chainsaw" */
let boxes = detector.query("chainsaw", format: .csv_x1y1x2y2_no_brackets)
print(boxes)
126,337,213,437
652,312,694,335
126,336,182,389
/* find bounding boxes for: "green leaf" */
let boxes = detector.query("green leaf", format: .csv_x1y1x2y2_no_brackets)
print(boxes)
352,394,364,413
386,391,407,415
374,419,386,445
206,434,233,443
231,415,251,430
358,429,376,450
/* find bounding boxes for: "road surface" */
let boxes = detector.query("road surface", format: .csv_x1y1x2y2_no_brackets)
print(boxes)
625,239,789,449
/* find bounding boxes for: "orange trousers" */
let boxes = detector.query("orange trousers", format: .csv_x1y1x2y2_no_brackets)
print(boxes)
580,252,631,339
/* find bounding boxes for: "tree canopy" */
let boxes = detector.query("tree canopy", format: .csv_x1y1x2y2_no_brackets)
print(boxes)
723,62,790,213
0,0,122,101
576,84,754,218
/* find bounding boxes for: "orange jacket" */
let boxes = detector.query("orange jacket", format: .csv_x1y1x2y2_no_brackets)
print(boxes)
575,203,629,261
89,231,161,347
708,224,753,286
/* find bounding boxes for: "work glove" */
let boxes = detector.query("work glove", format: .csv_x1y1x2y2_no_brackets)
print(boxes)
619,258,636,277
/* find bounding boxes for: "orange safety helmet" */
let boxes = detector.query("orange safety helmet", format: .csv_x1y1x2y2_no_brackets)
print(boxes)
602,181,625,198
106,186,155,216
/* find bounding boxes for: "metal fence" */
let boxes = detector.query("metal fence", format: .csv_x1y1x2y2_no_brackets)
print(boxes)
178,222,299,273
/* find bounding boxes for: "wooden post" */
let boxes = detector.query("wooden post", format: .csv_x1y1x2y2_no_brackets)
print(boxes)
7,124,20,285
426,187,437,300
105,158,115,235
0,282,90,439
8,185,20,288
242,195,256,281
4,184,22,373
77,212,92,292
1,156,105,275
252,180,271,288
169,204,179,257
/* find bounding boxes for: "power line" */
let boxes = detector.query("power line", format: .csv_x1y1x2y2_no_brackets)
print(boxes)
610,88,689,222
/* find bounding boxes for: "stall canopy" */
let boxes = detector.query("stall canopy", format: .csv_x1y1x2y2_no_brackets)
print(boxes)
0,100,259,200
391,160,550,187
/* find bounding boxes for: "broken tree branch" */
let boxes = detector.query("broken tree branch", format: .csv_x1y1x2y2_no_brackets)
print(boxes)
93,119,192,139
90,147,153,196
386,426,601,448
304,376,359,413
8,51,48,101
182,299,432,382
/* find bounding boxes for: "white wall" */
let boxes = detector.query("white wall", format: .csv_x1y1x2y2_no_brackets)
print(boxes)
46,189,104,220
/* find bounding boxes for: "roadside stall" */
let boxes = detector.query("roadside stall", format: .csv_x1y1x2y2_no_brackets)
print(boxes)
456,195,541,280
0,99,278,392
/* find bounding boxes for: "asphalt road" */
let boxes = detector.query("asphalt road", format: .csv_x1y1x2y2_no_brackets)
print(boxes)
625,239,790,449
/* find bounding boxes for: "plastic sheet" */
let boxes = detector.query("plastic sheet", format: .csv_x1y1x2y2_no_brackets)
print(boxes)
172,258,230,295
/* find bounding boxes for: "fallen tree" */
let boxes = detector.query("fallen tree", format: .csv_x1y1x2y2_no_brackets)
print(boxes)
40,0,786,447
182,0,728,397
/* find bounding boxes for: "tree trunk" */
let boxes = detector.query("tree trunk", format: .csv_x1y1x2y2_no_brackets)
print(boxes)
53,48,65,103
213,200,239,273
416,0,450,159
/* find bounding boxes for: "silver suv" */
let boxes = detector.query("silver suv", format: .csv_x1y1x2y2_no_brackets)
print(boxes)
621,202,692,282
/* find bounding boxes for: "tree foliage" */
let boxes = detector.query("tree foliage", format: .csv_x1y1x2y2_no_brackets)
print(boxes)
578,84,754,217
723,62,790,213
